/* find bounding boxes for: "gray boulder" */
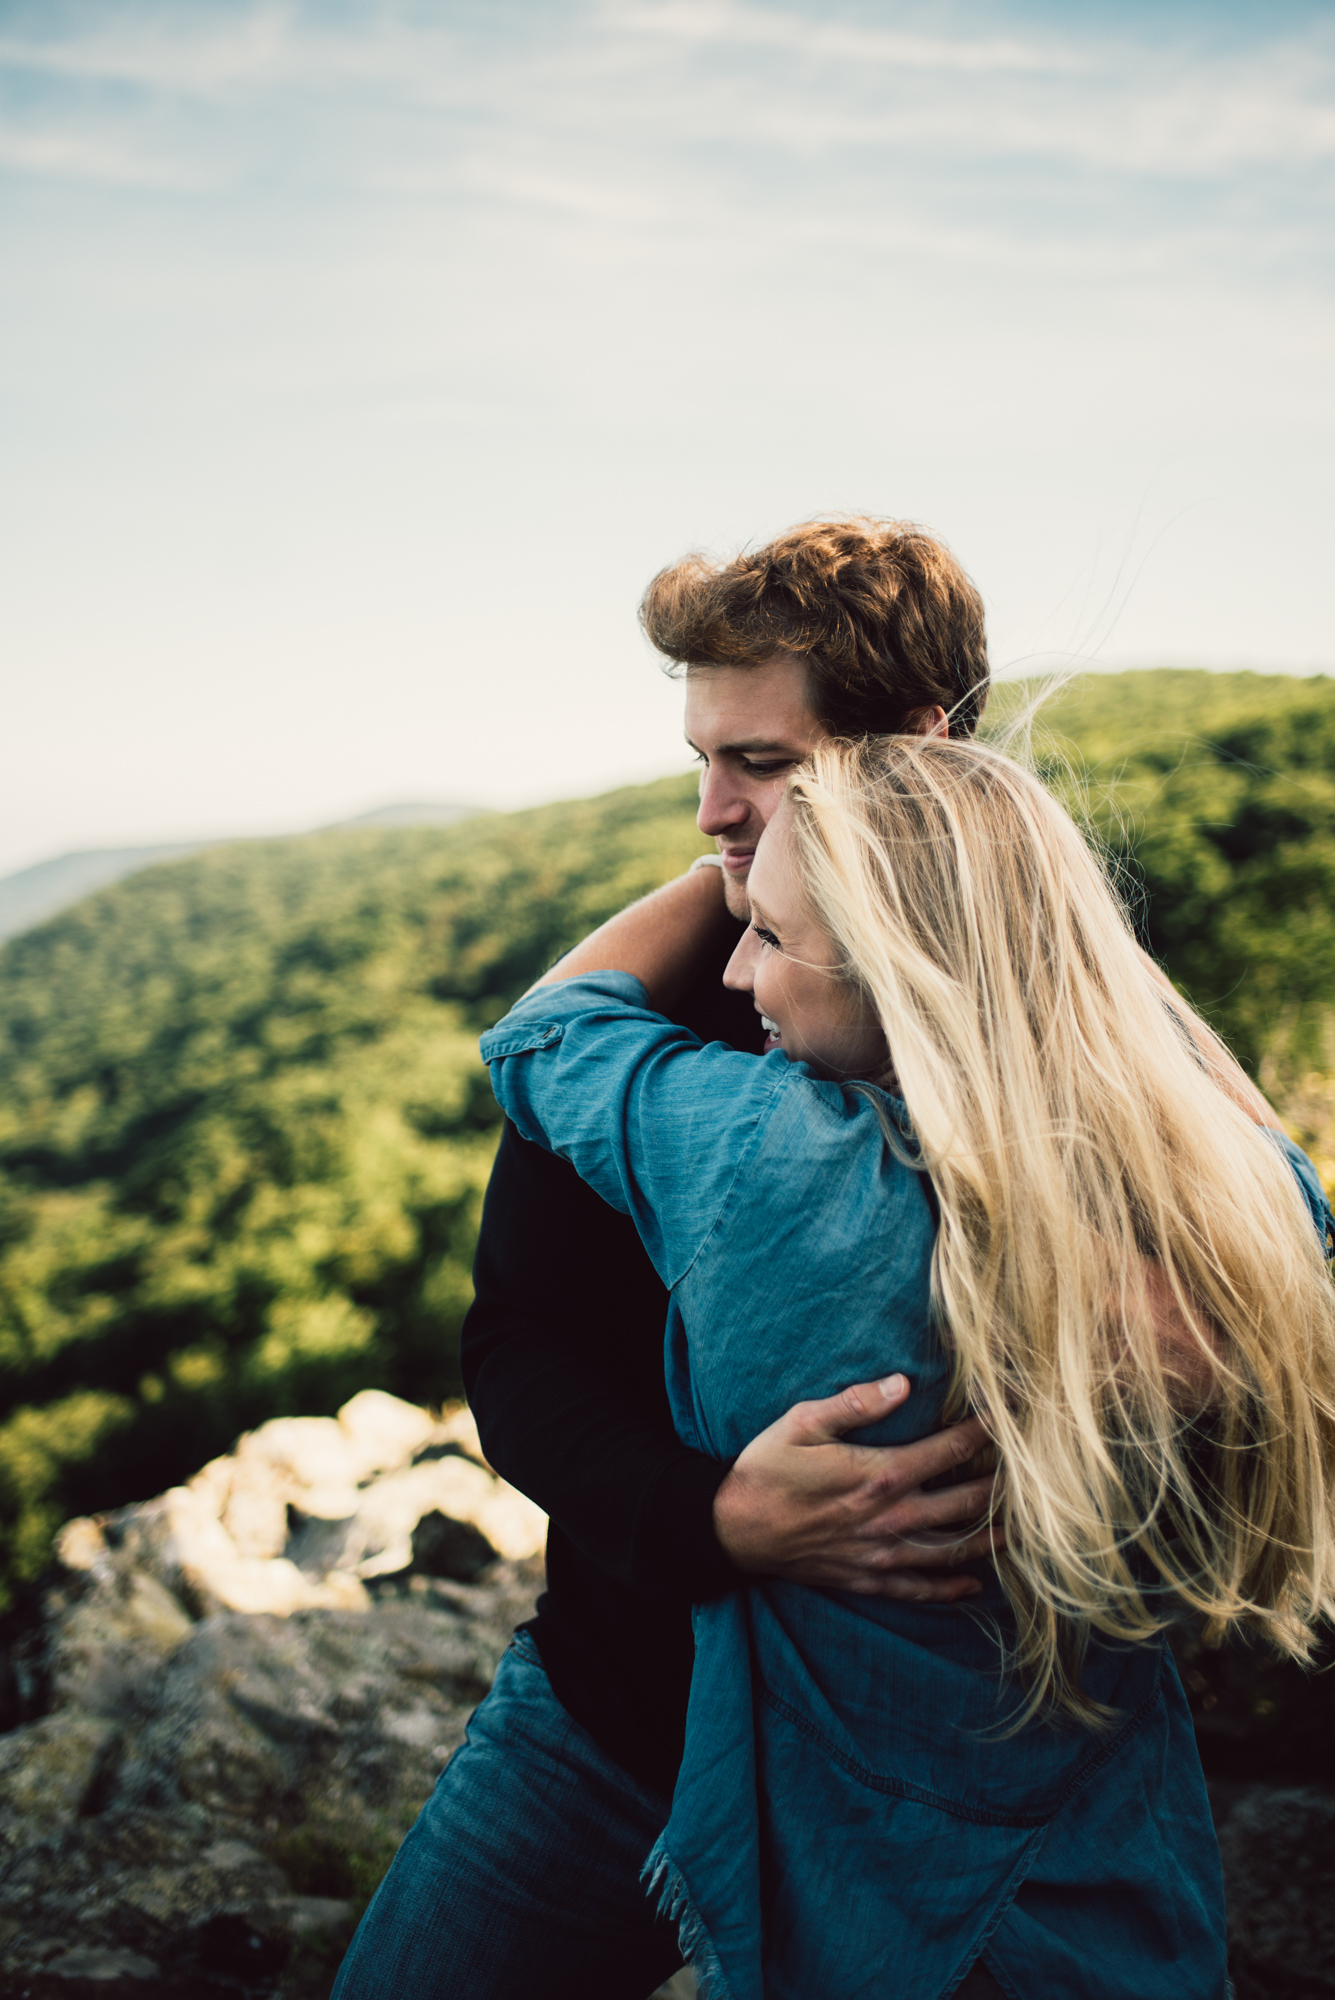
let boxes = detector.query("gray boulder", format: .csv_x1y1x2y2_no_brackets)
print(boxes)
0,1395,543,1997
5,1390,1330,1999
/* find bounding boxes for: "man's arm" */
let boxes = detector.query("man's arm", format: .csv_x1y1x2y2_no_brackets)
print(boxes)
464,1124,1000,1607
713,1378,998,1597
462,1119,741,1603
471,906,1296,1603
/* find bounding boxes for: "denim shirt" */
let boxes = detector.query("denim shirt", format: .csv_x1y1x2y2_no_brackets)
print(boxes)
481,973,1325,2000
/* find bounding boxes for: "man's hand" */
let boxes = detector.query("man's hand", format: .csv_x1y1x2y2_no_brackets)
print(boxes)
712,1375,1000,1601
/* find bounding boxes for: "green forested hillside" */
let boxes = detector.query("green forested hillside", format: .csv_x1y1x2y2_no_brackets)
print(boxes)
1003,669,1335,1076
1,669,1333,1606
0,777,713,1604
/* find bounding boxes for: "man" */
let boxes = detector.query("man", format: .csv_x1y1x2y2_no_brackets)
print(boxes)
332,520,1025,1998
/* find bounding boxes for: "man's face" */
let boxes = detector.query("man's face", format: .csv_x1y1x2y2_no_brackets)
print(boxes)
683,654,826,919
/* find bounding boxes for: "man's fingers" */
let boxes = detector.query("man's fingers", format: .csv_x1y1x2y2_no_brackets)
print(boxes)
875,1521,1002,1568
781,1515,1003,1595
781,1373,912,1446
863,1474,1000,1539
859,1413,993,1495
841,1524,1000,1596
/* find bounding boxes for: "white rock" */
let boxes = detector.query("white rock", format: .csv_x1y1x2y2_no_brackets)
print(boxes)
163,1485,370,1616
235,1415,359,1492
470,1483,549,1563
337,1389,438,1481
221,1460,291,1561
188,1454,233,1516
433,1402,489,1467
54,1517,109,1574
289,1482,364,1520
352,1457,545,1573
129,1399,539,1613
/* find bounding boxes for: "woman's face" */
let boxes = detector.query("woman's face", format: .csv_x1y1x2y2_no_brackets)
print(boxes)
723,801,889,1081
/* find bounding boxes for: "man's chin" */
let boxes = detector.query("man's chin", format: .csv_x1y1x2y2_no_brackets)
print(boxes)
723,873,751,921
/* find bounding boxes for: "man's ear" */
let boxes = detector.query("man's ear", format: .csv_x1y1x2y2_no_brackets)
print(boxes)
904,705,948,739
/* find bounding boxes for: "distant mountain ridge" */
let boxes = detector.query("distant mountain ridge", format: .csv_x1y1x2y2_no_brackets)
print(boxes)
327,803,480,832
0,844,211,945
0,804,480,943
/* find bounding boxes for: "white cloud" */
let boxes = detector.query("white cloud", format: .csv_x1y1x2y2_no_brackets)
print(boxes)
0,0,1331,191
0,121,198,185
0,11,298,94
603,0,1084,75
462,161,671,226
595,4,1335,178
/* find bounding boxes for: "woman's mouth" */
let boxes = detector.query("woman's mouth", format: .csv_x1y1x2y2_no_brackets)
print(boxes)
761,1014,782,1053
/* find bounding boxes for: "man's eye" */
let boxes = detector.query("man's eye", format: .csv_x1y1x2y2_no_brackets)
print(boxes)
742,760,791,777
752,925,781,950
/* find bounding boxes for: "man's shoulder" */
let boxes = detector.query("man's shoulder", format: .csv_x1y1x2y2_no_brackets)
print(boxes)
474,1118,662,1312
673,946,765,1054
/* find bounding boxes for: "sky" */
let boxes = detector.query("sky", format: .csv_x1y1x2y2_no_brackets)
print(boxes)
1,0,1332,875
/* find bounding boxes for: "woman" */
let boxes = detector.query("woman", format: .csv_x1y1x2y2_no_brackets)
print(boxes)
480,737,1335,2000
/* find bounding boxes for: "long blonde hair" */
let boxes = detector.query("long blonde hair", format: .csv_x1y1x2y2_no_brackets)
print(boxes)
786,736,1335,1721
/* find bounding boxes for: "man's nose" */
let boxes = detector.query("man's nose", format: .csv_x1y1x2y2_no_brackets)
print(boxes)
698,766,751,836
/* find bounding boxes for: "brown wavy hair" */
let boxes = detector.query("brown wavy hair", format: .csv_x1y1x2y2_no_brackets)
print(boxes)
640,516,990,737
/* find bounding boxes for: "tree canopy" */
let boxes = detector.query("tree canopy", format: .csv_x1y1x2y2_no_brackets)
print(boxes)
1004,669,1335,1074
1,669,1332,1606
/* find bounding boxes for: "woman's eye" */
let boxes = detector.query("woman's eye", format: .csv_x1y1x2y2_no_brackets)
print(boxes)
752,925,781,951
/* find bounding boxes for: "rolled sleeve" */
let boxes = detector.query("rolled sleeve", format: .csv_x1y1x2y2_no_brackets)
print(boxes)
480,972,784,1287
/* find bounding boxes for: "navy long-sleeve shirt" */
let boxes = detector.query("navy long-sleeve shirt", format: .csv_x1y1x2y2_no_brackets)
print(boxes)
459,943,764,1795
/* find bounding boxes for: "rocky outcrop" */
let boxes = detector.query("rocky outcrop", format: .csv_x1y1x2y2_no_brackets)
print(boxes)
0,1393,545,1998
2,1397,1332,1999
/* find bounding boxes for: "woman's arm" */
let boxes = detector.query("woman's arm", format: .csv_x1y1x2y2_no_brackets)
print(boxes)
530,863,738,1016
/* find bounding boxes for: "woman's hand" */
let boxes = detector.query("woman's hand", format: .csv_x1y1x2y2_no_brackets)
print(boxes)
529,863,740,1014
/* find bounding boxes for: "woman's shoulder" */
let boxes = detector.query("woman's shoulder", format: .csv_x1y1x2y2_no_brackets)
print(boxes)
742,1064,926,1214
774,1062,916,1143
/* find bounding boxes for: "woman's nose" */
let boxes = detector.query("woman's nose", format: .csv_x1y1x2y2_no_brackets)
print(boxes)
722,929,756,992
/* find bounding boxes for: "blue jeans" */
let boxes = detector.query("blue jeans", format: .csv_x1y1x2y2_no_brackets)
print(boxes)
331,1630,685,2000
